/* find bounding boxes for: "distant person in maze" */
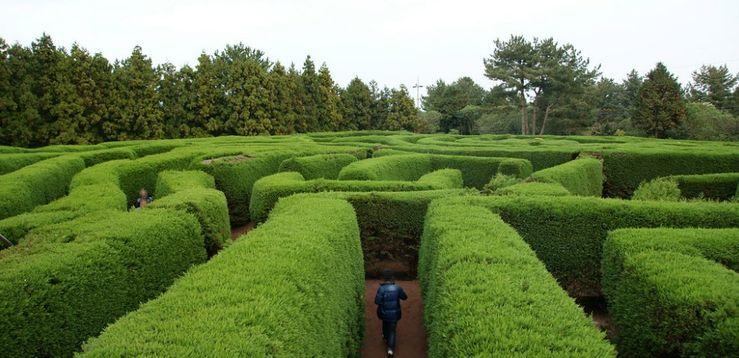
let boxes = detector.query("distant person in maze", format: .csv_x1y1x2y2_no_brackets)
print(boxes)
133,188,153,209
375,269,407,357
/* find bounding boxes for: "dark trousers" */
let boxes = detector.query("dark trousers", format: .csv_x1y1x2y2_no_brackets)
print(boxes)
382,320,398,349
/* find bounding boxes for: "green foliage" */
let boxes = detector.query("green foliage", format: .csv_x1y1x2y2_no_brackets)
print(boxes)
602,228,739,356
0,210,78,246
688,64,738,112
419,201,615,357
0,152,59,174
682,101,738,141
530,156,603,196
278,153,359,179
483,173,521,192
0,155,86,219
632,178,682,201
155,170,216,198
497,157,534,178
81,197,364,357
250,169,462,222
633,63,687,138
339,152,531,189
495,181,572,196
0,209,206,357
441,195,739,296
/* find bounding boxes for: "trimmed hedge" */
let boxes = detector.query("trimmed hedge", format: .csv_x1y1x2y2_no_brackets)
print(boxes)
497,157,534,178
602,228,739,356
278,153,359,179
443,195,739,297
81,197,364,357
338,153,532,189
250,169,462,222
0,209,206,357
0,211,79,247
419,200,615,357
530,156,603,196
668,172,739,200
0,155,86,220
155,170,216,198
0,152,60,174
495,181,572,196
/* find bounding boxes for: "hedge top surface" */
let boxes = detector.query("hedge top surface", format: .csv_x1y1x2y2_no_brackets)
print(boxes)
80,196,364,357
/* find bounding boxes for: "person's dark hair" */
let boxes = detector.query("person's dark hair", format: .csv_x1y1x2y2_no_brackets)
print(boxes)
381,269,394,281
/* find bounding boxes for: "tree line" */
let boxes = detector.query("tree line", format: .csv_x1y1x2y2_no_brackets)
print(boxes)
421,35,739,140
0,34,418,147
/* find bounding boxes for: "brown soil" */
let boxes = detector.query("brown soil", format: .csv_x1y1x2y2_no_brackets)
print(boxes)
201,154,251,165
577,296,617,341
361,280,427,358
230,222,255,240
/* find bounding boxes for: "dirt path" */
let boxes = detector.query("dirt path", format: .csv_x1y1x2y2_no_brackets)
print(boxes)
230,222,255,240
361,280,427,358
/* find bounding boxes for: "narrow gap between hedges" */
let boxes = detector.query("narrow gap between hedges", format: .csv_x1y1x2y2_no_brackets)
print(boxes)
576,296,617,341
230,222,255,240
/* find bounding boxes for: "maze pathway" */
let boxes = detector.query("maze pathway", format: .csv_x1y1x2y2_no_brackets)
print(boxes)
362,280,427,358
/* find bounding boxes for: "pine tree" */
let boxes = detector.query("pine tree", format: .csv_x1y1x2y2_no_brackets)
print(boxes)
269,62,299,134
385,85,418,131
159,63,196,138
316,64,343,130
106,46,164,140
299,56,320,132
2,42,39,146
0,38,18,145
220,49,273,135
369,80,390,129
341,77,373,130
192,52,224,136
688,65,738,112
633,63,686,138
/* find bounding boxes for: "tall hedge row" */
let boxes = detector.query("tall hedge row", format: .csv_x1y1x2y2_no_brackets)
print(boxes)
530,156,603,196
443,195,739,297
602,228,739,356
0,209,206,357
249,169,463,222
0,155,86,220
667,172,739,200
419,200,615,357
0,152,60,174
81,197,364,357
154,170,216,197
338,152,532,188
278,153,359,179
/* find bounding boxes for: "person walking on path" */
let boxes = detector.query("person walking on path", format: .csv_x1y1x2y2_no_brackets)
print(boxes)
374,269,408,356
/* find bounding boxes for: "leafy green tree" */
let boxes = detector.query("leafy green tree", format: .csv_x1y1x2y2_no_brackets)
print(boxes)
423,77,488,133
1,42,40,146
589,78,628,135
0,38,19,145
369,80,390,129
316,64,344,130
688,65,737,112
269,62,299,134
385,85,418,131
220,50,273,135
192,52,224,136
340,77,373,130
484,35,537,134
159,63,196,138
633,63,686,138
683,102,738,141
106,46,164,140
417,110,442,133
622,69,643,113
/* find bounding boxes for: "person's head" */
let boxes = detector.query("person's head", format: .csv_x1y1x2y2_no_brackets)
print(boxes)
139,188,148,199
381,269,394,282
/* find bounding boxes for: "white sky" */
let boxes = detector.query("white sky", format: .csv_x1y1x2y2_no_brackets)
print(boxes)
1,0,738,99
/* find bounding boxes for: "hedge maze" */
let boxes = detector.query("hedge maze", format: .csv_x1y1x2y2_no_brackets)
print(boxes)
0,132,737,356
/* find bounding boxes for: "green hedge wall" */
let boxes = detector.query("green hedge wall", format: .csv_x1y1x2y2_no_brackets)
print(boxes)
667,172,739,200
0,152,60,174
0,211,79,247
419,200,615,357
278,153,359,179
155,170,216,198
250,169,463,222
81,197,364,357
0,155,86,220
495,181,572,196
530,156,603,196
0,209,206,357
339,153,532,189
496,157,534,178
602,228,739,356
600,149,739,198
443,195,739,297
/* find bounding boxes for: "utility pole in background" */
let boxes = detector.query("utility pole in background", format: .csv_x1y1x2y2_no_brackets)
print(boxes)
412,76,424,109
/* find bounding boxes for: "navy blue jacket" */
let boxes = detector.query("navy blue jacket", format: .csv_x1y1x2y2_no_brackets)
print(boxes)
375,282,407,322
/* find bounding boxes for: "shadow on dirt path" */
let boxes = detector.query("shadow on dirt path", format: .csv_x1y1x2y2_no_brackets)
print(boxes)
362,280,427,358
230,222,254,240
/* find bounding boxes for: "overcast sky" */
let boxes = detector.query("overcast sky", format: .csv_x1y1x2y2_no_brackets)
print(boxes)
2,0,738,99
